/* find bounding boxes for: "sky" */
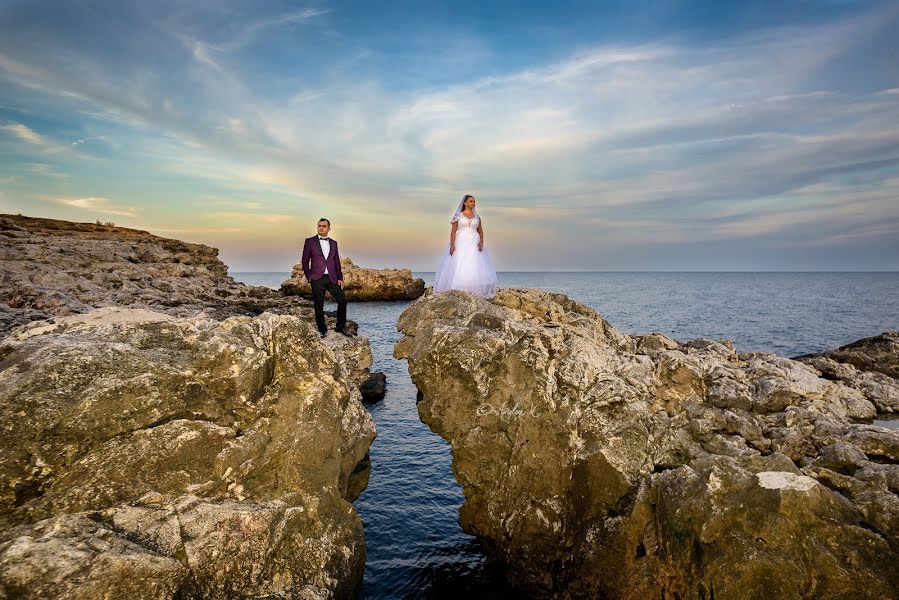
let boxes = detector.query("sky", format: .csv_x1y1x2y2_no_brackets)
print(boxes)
0,0,898,272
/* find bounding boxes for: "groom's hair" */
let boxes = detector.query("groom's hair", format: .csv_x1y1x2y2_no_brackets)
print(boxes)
318,218,330,226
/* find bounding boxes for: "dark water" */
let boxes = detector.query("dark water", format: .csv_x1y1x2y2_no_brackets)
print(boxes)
233,272,899,598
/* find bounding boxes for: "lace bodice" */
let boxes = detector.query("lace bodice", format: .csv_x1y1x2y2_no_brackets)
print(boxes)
456,214,479,231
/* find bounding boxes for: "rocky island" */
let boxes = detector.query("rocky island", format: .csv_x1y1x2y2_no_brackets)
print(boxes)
395,289,899,599
0,215,377,598
281,257,425,302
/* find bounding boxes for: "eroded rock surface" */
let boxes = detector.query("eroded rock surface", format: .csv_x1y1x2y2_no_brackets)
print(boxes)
0,307,375,599
798,331,899,378
796,332,899,413
282,257,425,301
395,289,899,599
0,214,334,336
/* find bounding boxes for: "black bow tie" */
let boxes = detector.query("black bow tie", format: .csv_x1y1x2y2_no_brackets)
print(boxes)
319,237,329,241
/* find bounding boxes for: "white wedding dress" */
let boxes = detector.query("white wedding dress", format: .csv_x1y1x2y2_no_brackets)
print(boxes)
434,214,497,298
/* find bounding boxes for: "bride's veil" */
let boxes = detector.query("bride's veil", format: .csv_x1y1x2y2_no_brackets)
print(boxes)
450,194,478,223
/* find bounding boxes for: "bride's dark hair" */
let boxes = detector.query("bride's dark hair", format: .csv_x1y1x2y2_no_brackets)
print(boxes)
462,194,474,204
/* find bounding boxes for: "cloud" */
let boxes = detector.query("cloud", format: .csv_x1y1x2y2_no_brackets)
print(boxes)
68,197,138,217
191,41,223,70
543,45,674,83
45,196,139,217
200,197,268,210
70,135,105,147
216,8,329,52
1,121,98,156
147,226,243,234
0,1,897,269
210,211,296,224
29,163,69,178
1,122,45,145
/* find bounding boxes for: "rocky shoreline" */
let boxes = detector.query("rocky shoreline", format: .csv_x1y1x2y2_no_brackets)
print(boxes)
3,214,896,599
0,215,378,598
395,289,899,599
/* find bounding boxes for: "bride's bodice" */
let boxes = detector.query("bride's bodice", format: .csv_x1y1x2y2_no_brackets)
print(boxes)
456,214,479,232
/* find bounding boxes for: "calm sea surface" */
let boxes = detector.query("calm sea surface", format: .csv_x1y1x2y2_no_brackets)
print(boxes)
233,272,899,599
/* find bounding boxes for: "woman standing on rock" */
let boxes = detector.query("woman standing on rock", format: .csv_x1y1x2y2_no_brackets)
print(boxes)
433,194,497,298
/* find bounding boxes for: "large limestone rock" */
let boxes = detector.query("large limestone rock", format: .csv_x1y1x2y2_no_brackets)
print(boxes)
0,307,376,599
0,214,330,337
395,289,899,599
282,257,425,301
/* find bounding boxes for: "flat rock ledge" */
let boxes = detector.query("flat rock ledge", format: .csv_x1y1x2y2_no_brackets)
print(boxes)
0,307,376,599
395,288,899,599
281,258,425,301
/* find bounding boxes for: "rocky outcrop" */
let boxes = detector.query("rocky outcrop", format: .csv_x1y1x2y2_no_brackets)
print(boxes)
796,333,899,412
0,307,376,598
0,215,381,597
282,257,425,301
395,289,899,599
0,214,343,337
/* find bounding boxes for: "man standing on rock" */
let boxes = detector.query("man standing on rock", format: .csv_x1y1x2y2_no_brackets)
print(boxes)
301,218,352,338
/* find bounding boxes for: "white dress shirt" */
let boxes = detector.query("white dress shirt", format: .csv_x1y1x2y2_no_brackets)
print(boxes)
319,237,330,274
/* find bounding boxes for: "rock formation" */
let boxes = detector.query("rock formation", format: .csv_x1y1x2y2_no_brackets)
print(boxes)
395,289,899,599
0,214,351,337
0,215,380,598
0,307,375,599
359,372,387,404
796,332,899,411
281,257,425,301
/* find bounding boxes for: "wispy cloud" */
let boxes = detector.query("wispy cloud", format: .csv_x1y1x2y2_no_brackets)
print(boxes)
42,196,139,217
148,226,243,234
29,163,69,178
191,41,223,71
210,211,296,224
215,8,329,53
1,122,46,145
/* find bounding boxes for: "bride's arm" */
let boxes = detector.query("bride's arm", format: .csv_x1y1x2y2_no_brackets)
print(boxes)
477,220,484,251
449,222,458,255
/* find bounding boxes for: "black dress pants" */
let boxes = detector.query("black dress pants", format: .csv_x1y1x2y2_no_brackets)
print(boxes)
311,275,347,334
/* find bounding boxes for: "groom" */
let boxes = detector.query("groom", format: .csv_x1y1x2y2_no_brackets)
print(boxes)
301,218,352,338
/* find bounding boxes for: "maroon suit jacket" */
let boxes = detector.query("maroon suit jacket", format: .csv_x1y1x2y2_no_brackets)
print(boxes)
301,236,343,285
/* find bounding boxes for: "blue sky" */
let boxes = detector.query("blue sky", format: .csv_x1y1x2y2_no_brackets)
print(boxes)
1,0,897,271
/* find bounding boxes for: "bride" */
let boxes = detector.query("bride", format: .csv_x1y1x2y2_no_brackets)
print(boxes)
433,194,497,298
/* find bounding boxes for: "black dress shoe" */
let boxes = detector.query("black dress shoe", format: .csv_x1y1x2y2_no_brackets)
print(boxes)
336,328,354,337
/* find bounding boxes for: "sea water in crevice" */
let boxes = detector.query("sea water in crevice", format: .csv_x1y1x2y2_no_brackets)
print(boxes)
233,271,899,598
233,272,514,598
349,298,514,599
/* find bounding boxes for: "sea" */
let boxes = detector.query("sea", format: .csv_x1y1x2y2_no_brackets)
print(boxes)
232,272,899,599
